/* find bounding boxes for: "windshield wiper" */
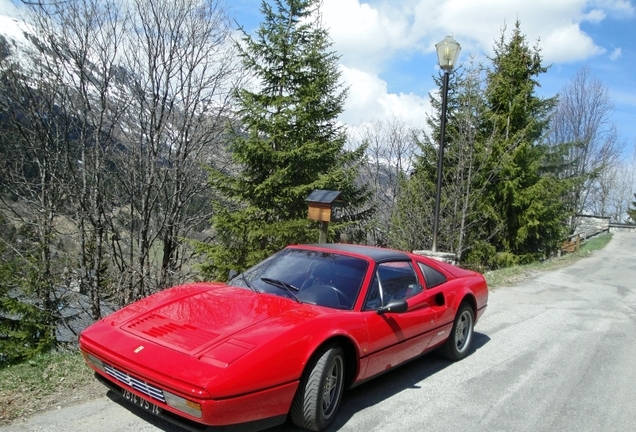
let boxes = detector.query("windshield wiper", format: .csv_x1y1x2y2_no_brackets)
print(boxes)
237,273,259,293
260,277,301,303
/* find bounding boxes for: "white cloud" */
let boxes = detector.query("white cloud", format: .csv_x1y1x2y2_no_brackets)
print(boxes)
592,0,636,17
322,0,618,66
542,23,606,63
318,0,630,128
420,0,609,63
339,65,431,130
583,9,606,23
609,47,622,60
321,0,414,72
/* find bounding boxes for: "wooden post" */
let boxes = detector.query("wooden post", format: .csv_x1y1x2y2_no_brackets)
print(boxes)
319,221,328,243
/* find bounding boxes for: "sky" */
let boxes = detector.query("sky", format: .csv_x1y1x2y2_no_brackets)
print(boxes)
1,0,634,155
230,0,636,155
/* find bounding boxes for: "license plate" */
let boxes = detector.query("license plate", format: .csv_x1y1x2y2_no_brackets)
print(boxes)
122,389,162,415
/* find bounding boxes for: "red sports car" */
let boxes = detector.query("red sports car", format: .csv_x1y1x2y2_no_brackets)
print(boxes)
80,243,488,431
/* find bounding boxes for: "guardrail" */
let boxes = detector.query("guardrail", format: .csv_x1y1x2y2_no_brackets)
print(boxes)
561,235,581,253
562,215,611,253
608,222,636,232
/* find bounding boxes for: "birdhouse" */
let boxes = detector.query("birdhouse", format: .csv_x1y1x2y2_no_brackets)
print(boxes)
305,190,346,222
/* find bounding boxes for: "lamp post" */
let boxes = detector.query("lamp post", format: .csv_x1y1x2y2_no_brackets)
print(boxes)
432,35,460,252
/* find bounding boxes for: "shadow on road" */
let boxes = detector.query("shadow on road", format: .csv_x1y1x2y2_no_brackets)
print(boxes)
106,331,490,432
281,331,491,431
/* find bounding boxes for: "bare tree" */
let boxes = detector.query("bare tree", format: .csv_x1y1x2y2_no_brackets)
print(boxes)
548,66,623,225
21,0,130,319
111,0,241,303
589,144,636,221
0,55,68,323
2,0,240,318
354,117,418,246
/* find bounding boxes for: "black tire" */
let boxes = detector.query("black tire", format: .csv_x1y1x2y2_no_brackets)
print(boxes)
290,344,345,431
439,302,474,361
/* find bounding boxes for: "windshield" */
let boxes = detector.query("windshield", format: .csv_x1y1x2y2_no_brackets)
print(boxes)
229,248,368,310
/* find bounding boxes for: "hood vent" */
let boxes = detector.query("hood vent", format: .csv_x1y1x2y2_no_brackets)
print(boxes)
124,313,219,354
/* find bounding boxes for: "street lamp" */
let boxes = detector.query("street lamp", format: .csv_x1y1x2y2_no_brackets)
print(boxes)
432,35,460,252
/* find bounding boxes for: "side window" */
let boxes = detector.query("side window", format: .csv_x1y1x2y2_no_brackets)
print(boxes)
362,274,382,311
417,262,447,289
363,261,420,310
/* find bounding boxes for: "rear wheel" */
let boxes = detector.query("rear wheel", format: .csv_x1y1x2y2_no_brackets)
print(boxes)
291,344,345,431
439,302,474,361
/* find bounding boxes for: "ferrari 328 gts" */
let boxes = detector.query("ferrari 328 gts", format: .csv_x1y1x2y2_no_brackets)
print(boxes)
80,243,488,431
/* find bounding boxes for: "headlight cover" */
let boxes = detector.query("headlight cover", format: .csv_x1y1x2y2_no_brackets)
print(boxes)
163,390,202,418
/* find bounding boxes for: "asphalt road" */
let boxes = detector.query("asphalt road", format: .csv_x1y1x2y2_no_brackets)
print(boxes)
2,232,635,432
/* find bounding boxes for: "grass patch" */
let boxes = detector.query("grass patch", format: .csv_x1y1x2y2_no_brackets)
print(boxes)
484,233,613,289
579,233,612,252
0,349,103,424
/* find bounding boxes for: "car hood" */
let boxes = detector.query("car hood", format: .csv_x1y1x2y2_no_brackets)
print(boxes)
114,283,298,356
81,282,343,397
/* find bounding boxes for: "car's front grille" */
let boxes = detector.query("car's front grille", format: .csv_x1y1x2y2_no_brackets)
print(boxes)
103,363,166,403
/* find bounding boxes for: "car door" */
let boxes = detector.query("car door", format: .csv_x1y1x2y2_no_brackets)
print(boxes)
415,260,456,347
361,260,446,380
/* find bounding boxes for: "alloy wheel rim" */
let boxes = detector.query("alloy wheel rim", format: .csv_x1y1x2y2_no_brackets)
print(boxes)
455,310,473,352
322,355,343,419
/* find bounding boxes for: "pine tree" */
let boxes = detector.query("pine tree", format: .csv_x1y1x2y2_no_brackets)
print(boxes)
0,216,54,367
479,20,569,265
202,0,368,280
391,23,571,268
627,193,636,223
391,61,496,264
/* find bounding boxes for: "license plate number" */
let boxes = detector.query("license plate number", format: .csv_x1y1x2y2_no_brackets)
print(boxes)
122,389,162,415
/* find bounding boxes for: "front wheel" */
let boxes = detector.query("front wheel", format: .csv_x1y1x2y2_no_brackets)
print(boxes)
290,344,345,431
439,302,474,361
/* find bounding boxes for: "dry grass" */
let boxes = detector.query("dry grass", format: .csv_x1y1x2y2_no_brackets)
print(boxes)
0,350,104,424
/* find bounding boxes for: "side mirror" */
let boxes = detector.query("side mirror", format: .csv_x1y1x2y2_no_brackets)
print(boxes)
377,299,408,314
228,269,238,281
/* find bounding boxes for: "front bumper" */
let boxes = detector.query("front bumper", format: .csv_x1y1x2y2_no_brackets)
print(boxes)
82,349,297,432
